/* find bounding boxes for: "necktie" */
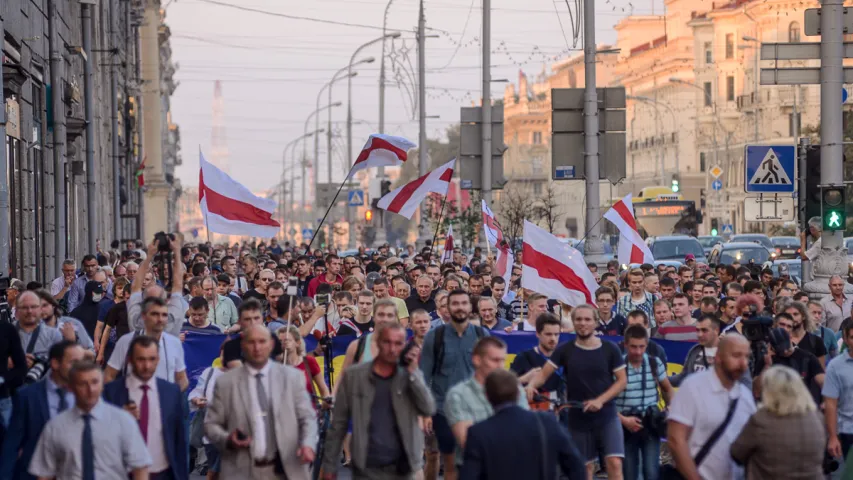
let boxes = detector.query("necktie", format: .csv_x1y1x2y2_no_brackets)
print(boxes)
139,385,150,443
82,414,95,480
56,388,68,413
255,373,269,412
256,373,276,458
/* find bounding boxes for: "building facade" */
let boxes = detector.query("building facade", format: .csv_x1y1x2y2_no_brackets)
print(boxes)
2,0,180,281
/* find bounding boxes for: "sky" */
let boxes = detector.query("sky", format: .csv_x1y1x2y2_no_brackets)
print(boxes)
167,0,664,193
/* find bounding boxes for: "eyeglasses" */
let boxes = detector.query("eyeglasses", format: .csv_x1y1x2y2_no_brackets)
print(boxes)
259,278,274,282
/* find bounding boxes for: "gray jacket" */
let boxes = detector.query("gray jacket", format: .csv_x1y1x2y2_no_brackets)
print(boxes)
323,361,436,474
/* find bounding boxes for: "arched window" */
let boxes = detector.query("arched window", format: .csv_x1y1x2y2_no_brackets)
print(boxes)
789,22,801,43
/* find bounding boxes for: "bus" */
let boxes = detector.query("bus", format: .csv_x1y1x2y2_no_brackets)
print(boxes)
630,187,699,237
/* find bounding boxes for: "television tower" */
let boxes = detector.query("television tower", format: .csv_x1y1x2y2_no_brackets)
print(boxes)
211,80,229,174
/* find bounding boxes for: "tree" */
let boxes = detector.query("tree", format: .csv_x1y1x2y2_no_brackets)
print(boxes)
532,183,561,233
498,181,539,243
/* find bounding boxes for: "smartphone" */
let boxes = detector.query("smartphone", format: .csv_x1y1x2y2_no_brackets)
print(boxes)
315,293,331,307
287,276,298,296
236,429,248,441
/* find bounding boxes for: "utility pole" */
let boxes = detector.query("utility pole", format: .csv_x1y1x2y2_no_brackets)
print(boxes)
820,0,843,251
82,1,98,254
582,0,604,256
417,0,429,248
0,12,9,277
481,0,492,207
109,0,121,243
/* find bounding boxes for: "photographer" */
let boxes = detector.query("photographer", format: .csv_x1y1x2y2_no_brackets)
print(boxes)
14,292,63,385
128,234,186,337
753,322,824,404
336,290,373,337
616,325,674,480
310,290,354,336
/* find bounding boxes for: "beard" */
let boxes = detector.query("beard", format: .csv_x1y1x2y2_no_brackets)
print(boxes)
576,330,593,340
450,311,469,323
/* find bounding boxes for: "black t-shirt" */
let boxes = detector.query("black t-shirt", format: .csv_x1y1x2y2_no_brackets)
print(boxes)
104,302,130,338
754,347,824,404
222,332,283,364
595,315,627,336
511,347,562,394
242,289,267,304
337,319,375,337
793,332,828,360
550,339,625,430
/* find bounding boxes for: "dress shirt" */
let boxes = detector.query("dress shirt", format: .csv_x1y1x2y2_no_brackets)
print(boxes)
49,276,69,297
107,331,186,383
207,295,239,331
28,400,151,479
127,291,188,337
127,374,170,473
823,353,853,434
188,366,224,444
44,375,75,418
820,294,852,332
246,362,273,460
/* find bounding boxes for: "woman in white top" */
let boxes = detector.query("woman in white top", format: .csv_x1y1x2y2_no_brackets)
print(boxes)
188,345,227,480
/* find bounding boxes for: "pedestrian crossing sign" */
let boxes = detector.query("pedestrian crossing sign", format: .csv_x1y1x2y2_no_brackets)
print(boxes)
744,145,796,193
348,189,365,206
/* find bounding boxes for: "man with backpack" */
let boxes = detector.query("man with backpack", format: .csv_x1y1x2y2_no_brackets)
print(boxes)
511,313,563,408
419,290,488,480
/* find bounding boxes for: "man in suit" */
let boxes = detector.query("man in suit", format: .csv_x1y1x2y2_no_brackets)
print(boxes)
102,335,189,480
460,369,585,480
204,324,317,480
0,340,85,480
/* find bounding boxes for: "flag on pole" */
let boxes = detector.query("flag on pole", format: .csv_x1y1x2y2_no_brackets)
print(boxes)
350,134,417,177
376,159,455,219
135,156,146,187
481,199,505,247
199,151,281,237
441,224,455,263
494,241,514,286
603,193,654,266
522,220,598,306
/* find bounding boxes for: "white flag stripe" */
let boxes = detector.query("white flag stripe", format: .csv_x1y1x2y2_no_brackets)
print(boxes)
521,265,591,306
602,194,654,265
201,155,276,213
376,159,455,219
521,221,598,306
200,199,281,238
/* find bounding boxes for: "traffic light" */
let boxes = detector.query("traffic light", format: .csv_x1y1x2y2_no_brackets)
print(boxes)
711,218,719,236
805,146,822,221
365,209,373,223
822,187,846,231
671,176,680,193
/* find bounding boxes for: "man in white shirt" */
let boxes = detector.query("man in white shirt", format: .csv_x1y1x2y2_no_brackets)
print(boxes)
667,335,756,480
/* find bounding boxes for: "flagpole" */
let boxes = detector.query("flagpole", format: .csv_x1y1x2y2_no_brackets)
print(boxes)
430,196,448,263
305,164,356,254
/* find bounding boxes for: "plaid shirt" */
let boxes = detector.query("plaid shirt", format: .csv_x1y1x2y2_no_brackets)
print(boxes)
616,291,657,328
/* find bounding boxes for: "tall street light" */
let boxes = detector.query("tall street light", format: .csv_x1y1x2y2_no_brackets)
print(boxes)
315,69,355,206
332,56,374,186
303,102,342,217
283,131,321,236
741,35,760,143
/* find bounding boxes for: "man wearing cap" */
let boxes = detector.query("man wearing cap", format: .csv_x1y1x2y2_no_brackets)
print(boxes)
684,254,696,270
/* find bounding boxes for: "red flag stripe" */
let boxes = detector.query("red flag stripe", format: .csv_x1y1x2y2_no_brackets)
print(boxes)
611,200,639,232
629,244,644,264
387,174,431,213
354,137,408,165
200,173,279,227
522,242,593,304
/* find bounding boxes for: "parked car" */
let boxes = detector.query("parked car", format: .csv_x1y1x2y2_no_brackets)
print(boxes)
708,242,772,266
771,236,801,259
698,235,724,256
646,236,707,264
730,234,777,259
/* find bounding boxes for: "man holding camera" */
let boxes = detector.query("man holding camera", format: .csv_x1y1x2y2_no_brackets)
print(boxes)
753,322,824,403
128,236,186,338
337,291,375,337
15,292,63,386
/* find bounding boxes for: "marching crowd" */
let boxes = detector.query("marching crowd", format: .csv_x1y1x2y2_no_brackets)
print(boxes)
1,232,853,480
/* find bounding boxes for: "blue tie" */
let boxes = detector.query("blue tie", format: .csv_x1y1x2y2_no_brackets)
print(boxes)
56,389,68,413
82,414,95,480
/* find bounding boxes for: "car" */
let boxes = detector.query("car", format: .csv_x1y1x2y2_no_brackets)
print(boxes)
574,240,615,268
730,234,776,258
708,242,772,266
698,235,724,256
771,236,801,259
646,236,707,264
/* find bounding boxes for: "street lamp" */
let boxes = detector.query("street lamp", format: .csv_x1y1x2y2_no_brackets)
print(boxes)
741,35,760,143
283,131,322,235
315,68,356,204
328,57,373,186
303,101,342,213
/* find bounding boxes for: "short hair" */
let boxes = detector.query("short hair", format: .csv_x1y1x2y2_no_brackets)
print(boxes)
484,369,521,407
700,296,718,309
410,308,430,320
141,296,167,314
627,309,649,325
490,276,506,287
570,304,598,321
81,254,97,265
62,259,76,268
672,293,690,303
719,297,736,309
186,277,203,292
660,277,676,288
595,286,615,300
478,296,497,308
624,324,649,341
447,289,470,303
356,290,375,301
69,359,101,383
129,335,160,358
473,336,507,357
697,314,722,331
333,291,353,304
761,365,817,415
216,273,231,285
726,282,744,294
744,280,763,293
374,298,398,316
535,312,561,333
48,340,81,364
325,253,340,264
267,281,284,292
188,296,209,311
191,263,208,277
527,293,548,304
238,298,264,317
628,268,644,279
678,265,692,275
843,319,853,340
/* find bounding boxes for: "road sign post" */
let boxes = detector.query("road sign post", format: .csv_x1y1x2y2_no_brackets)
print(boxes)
347,190,365,207
744,145,796,193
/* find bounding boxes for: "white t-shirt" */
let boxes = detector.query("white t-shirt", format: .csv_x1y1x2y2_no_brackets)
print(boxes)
668,368,756,480
107,331,186,383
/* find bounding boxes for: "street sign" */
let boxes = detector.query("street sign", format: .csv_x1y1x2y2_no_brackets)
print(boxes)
745,145,796,193
712,179,723,191
709,165,724,179
302,228,314,239
722,224,734,236
348,190,365,206
555,166,575,179
844,88,849,103
743,195,796,221
289,228,297,236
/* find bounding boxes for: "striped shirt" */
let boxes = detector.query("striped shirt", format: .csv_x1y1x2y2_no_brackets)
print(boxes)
656,320,699,342
615,353,667,412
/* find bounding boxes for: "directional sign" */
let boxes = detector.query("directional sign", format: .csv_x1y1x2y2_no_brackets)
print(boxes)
722,224,734,236
709,165,724,179
302,228,314,239
712,179,723,191
745,145,796,193
348,189,365,207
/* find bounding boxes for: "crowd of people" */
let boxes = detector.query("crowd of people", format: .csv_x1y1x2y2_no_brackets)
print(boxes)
0,233,852,480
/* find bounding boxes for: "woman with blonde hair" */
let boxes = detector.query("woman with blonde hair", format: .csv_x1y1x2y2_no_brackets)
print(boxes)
731,365,825,479
278,325,331,402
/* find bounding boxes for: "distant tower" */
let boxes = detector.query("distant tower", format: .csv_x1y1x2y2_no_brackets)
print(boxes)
211,80,229,174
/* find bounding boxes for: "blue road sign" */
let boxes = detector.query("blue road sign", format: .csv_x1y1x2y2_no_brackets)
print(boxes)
555,166,576,179
348,190,365,206
722,224,734,236
712,179,723,191
744,145,795,193
302,228,314,239
844,88,849,103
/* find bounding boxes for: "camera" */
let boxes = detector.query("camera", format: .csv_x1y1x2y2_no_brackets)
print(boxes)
742,316,773,344
25,358,48,384
823,453,839,474
154,232,175,253
314,294,331,307
625,406,667,437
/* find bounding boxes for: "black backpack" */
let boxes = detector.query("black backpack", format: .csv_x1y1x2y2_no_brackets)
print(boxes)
431,324,485,377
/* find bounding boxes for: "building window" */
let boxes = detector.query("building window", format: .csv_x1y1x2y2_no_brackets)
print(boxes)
533,182,542,195
703,82,713,106
725,33,734,59
704,42,713,64
700,152,706,172
789,22,801,43
726,76,735,101
532,131,542,144
531,156,543,174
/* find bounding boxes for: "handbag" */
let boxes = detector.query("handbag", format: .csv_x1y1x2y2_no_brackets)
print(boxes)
189,368,215,448
660,398,739,480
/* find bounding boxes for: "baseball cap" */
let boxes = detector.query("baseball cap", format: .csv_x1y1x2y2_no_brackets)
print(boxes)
685,254,696,262
386,256,403,268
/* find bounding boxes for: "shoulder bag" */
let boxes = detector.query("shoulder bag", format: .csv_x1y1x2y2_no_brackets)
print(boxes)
660,397,740,480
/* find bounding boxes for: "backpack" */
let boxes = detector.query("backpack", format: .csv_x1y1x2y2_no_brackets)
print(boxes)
431,324,486,377
353,334,370,364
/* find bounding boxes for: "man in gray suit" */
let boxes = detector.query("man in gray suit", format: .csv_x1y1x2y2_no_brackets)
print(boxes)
205,324,318,480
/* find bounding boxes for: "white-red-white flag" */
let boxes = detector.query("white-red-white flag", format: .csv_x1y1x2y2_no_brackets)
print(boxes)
522,220,598,306
376,159,455,219
494,242,514,286
481,199,505,247
350,134,417,177
603,193,654,266
199,151,280,237
441,224,455,263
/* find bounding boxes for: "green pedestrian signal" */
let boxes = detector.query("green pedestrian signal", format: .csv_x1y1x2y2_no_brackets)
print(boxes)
822,187,846,232
711,228,718,236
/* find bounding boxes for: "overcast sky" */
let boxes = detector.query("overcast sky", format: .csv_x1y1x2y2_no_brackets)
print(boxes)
167,0,664,193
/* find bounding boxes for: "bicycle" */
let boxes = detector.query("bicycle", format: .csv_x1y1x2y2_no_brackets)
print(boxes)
311,395,333,480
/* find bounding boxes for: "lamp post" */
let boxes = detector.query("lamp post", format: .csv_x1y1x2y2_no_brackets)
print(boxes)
741,35,761,143
283,131,321,236
315,69,356,211
303,102,341,223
